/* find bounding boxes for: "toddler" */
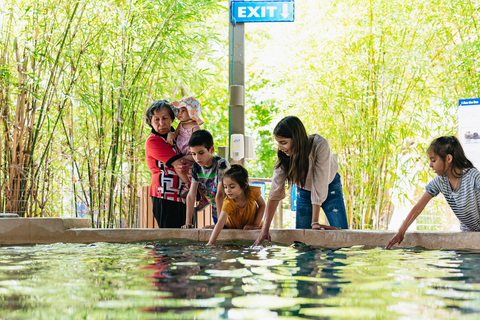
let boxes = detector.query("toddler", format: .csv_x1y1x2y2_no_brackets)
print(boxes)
168,97,204,197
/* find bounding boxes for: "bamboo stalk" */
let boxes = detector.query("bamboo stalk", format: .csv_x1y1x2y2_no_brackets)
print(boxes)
106,18,127,228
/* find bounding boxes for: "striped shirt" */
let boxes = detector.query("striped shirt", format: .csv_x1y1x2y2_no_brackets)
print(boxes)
425,168,480,231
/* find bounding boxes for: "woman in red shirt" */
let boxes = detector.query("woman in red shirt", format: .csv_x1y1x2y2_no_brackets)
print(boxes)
145,100,192,228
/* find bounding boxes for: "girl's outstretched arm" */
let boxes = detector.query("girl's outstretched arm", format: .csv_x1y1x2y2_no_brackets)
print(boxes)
215,186,225,219
386,192,433,249
207,210,228,245
244,196,266,230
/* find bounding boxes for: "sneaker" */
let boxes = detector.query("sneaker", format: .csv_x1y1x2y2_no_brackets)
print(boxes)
179,183,190,198
196,197,211,212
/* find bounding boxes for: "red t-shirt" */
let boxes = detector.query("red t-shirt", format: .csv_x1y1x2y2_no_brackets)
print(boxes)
145,130,184,202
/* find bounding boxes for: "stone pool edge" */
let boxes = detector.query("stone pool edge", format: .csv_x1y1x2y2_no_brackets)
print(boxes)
1,217,480,249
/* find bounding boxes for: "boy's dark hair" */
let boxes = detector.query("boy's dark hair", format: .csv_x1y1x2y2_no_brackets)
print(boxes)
427,135,474,177
188,130,213,149
145,99,174,128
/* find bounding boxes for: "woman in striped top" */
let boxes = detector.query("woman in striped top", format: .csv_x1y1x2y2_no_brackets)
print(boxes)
387,136,480,249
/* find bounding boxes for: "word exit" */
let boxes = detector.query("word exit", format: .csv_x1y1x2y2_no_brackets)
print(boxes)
231,1,295,23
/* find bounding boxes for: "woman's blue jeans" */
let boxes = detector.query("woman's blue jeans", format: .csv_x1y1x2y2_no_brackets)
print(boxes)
296,173,349,229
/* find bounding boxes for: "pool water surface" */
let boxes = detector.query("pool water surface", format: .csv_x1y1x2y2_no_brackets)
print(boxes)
1,240,480,319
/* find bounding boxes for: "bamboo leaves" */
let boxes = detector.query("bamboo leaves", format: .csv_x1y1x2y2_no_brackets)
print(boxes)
1,0,223,224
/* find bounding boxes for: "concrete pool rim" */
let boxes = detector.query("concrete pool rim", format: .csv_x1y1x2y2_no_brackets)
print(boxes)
1,217,479,250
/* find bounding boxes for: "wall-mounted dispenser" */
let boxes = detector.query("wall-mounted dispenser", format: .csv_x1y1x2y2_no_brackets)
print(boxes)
230,134,244,161
230,134,255,161
244,135,255,160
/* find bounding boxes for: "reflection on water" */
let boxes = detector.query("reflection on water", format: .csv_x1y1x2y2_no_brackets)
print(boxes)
1,240,480,319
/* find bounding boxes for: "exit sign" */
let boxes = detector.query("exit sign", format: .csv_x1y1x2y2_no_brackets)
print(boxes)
231,1,295,23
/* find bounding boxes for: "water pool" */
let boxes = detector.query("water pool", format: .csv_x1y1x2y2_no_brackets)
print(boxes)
1,241,479,319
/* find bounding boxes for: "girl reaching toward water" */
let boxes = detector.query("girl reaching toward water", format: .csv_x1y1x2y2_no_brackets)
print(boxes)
254,116,347,246
207,165,266,245
386,136,480,249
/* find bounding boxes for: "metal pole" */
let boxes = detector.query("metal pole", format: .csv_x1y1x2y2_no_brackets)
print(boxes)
228,0,245,165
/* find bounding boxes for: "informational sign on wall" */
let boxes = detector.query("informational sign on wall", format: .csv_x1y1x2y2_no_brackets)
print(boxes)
458,98,480,168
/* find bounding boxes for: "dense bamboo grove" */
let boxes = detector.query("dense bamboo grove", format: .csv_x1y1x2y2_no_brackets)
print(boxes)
247,0,480,229
1,0,479,229
0,0,224,226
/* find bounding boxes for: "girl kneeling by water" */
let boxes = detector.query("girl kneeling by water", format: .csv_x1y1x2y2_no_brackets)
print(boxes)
387,136,480,249
207,165,266,245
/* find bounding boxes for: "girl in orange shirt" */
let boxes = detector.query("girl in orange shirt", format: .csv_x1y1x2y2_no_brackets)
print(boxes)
207,165,266,245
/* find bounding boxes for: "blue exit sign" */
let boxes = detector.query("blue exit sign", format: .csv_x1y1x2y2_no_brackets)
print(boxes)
231,1,295,23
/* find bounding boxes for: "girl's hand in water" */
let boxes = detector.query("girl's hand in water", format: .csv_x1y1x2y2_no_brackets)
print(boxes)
386,231,405,249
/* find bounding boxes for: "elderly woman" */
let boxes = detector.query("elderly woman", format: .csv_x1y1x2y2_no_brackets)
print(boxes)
145,99,192,228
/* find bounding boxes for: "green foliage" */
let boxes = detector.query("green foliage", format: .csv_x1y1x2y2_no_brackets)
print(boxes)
245,76,280,178
0,0,225,226
297,0,477,229
2,0,479,231
243,0,480,229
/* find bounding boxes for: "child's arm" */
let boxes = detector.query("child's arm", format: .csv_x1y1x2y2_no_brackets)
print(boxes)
174,169,190,185
207,210,228,245
182,154,194,162
244,196,266,230
173,155,194,181
181,182,199,229
215,184,225,217
192,124,201,133
386,192,433,249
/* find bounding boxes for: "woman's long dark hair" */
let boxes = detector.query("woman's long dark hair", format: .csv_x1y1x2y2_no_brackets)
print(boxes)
273,116,312,187
427,136,474,177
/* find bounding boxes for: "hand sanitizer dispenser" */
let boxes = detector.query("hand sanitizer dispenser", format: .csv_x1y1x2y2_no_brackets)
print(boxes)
230,134,244,161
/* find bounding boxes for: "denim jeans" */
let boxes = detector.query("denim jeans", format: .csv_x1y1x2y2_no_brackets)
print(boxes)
295,173,349,229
